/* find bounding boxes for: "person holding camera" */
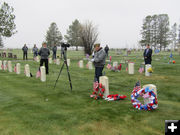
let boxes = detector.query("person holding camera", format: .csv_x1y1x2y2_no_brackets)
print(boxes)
92,43,106,82
38,43,50,74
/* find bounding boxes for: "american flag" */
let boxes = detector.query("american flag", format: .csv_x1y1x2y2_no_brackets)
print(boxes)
36,70,41,78
132,81,141,94
14,66,16,72
138,67,144,73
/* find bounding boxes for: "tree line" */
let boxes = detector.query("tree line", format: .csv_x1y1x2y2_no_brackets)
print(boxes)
139,14,180,51
45,20,98,55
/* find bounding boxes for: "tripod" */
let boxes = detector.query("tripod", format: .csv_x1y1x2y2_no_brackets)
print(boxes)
53,49,72,91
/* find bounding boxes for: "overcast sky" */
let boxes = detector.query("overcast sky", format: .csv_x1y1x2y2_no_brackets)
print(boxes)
2,0,180,48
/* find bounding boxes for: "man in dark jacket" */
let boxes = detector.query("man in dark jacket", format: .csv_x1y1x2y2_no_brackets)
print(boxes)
52,44,57,60
143,44,152,64
92,43,106,82
22,44,28,60
38,43,50,74
104,45,109,57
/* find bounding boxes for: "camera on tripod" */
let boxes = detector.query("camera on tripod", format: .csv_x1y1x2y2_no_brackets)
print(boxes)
61,43,70,50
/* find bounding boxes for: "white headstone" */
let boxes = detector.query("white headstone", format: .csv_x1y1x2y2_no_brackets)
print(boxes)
79,60,84,68
145,64,152,76
8,61,12,72
67,59,70,66
25,64,30,77
16,63,21,74
40,66,46,82
0,60,2,70
3,60,7,70
128,62,134,74
49,58,52,64
143,84,157,105
99,76,109,98
36,56,40,62
113,61,118,67
56,59,60,65
88,61,93,69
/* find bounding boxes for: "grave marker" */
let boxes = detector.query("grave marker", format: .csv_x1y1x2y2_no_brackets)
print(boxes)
99,76,109,98
79,60,84,68
25,64,30,77
3,60,7,70
128,62,134,74
16,63,21,74
0,60,2,70
56,59,60,65
8,61,12,72
145,64,152,76
40,66,46,82
88,61,93,69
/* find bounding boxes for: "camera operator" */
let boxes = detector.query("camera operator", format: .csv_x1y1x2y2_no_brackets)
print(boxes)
91,43,106,82
38,42,50,74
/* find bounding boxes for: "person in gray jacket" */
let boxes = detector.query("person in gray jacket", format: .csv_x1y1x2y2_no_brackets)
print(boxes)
22,44,28,60
92,43,106,82
52,44,57,60
38,43,50,74
33,44,38,58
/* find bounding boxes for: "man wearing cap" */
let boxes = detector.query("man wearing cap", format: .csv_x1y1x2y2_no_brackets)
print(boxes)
38,43,50,74
143,44,152,64
92,43,106,82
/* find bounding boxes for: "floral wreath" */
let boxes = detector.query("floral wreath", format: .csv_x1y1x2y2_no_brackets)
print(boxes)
90,82,105,100
131,87,158,111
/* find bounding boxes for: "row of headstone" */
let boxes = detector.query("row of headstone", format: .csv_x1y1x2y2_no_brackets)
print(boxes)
0,60,46,82
34,56,71,67
111,61,152,76
78,60,93,70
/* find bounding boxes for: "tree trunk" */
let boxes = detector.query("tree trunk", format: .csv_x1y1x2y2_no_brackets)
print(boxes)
76,46,78,51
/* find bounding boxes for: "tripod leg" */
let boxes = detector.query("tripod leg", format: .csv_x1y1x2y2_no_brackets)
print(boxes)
53,62,65,89
64,61,72,91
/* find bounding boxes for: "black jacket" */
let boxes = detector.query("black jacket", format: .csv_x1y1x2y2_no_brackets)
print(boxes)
143,48,152,64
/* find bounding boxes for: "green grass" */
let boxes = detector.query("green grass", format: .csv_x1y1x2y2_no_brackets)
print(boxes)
0,50,180,135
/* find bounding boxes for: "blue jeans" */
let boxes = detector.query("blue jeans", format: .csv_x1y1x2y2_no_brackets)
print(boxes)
95,66,104,82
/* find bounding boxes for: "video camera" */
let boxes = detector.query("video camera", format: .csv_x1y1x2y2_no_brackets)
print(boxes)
61,43,70,48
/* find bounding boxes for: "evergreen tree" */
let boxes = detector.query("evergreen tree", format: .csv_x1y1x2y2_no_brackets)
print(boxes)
0,2,16,37
45,22,62,49
65,19,82,51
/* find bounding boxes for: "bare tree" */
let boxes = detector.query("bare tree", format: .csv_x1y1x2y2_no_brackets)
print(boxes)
80,21,98,55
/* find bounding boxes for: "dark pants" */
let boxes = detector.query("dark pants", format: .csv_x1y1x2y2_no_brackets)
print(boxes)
53,52,56,60
95,66,104,82
33,52,38,57
23,52,28,60
145,59,151,65
40,59,49,74
105,51,109,57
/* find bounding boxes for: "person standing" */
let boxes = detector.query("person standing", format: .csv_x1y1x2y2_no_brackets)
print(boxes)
143,44,152,64
33,44,38,59
104,45,109,57
38,43,50,74
92,43,106,82
22,44,28,60
52,44,57,60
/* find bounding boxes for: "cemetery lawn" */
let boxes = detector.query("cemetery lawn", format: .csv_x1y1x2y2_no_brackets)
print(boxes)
0,50,180,135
